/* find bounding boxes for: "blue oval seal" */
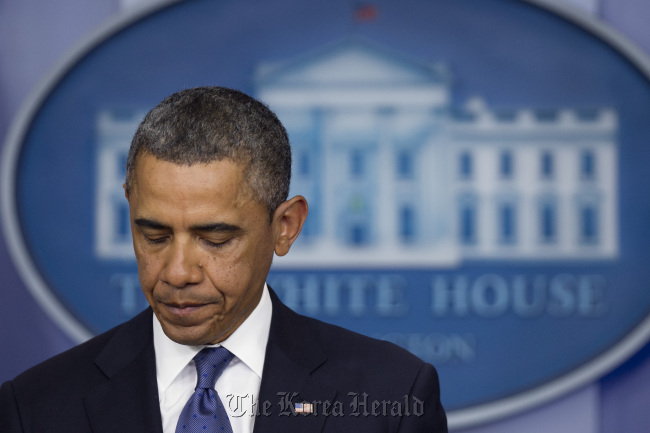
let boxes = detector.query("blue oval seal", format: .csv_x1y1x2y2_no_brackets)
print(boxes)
3,0,650,428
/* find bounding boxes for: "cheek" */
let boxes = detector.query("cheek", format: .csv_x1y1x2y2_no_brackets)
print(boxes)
204,253,253,296
205,257,239,289
230,248,272,292
135,251,161,290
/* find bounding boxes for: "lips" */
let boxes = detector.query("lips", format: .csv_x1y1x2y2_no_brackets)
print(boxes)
166,303,203,313
160,302,214,323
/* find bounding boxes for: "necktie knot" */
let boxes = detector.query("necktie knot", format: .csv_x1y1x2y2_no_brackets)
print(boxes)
175,347,235,433
194,347,234,390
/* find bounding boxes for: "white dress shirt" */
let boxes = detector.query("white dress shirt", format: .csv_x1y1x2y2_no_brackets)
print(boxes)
154,284,272,433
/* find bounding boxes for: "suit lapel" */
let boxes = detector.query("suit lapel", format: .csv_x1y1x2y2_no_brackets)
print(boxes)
254,290,337,433
84,309,163,433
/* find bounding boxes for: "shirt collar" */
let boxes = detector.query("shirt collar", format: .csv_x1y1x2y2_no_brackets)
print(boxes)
153,284,272,395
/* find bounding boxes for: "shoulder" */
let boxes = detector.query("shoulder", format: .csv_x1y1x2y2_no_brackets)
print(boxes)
7,308,152,392
267,290,448,431
1,309,156,431
307,312,424,371
270,290,434,388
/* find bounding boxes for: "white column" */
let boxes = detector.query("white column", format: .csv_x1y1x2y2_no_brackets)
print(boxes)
319,110,338,248
377,112,397,248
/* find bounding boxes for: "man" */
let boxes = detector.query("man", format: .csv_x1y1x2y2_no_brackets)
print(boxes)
0,87,447,432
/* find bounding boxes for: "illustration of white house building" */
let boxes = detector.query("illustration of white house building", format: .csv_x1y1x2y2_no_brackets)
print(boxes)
94,39,618,267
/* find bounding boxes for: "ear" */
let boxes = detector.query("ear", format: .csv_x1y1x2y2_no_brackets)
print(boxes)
273,195,308,257
123,183,129,201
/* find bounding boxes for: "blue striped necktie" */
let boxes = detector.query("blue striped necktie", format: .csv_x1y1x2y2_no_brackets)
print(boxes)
175,347,235,433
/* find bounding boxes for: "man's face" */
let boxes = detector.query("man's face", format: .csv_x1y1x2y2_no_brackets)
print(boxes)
126,153,277,345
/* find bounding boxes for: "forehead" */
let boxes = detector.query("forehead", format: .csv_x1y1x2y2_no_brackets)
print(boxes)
130,154,257,215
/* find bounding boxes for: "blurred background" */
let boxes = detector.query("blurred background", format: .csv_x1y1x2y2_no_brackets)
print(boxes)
1,0,650,431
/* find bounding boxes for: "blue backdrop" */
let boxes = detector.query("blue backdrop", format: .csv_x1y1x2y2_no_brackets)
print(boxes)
2,0,650,431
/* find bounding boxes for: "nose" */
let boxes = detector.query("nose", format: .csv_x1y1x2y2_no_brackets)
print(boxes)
160,238,203,288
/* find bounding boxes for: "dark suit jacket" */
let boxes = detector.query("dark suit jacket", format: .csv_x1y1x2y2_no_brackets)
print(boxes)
0,289,447,432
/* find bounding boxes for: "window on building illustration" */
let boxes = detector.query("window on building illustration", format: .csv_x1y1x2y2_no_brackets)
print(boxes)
580,150,596,180
400,206,415,243
349,194,365,214
116,198,131,242
499,150,513,179
459,151,473,180
579,204,599,244
118,149,128,178
350,149,365,177
459,200,477,245
298,151,311,177
499,203,517,244
397,149,414,179
541,151,554,179
539,201,557,243
350,222,369,246
377,106,395,116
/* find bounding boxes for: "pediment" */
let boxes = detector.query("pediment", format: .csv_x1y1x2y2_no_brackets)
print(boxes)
256,39,447,87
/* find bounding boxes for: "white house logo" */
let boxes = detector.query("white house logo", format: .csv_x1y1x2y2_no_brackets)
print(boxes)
97,40,619,267
3,0,650,429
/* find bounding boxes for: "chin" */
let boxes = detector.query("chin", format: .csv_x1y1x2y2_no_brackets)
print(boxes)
162,323,211,346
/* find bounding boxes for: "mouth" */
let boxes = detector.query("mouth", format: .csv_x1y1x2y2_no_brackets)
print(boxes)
162,302,209,318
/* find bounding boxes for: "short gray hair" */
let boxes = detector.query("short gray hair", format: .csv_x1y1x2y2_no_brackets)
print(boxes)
125,86,291,218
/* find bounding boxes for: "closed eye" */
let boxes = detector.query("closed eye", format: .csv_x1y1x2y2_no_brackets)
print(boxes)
135,218,171,245
144,234,169,245
201,237,233,249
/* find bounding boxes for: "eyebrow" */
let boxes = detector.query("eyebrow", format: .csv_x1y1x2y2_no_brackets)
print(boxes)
134,218,169,230
134,218,242,233
190,222,243,233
